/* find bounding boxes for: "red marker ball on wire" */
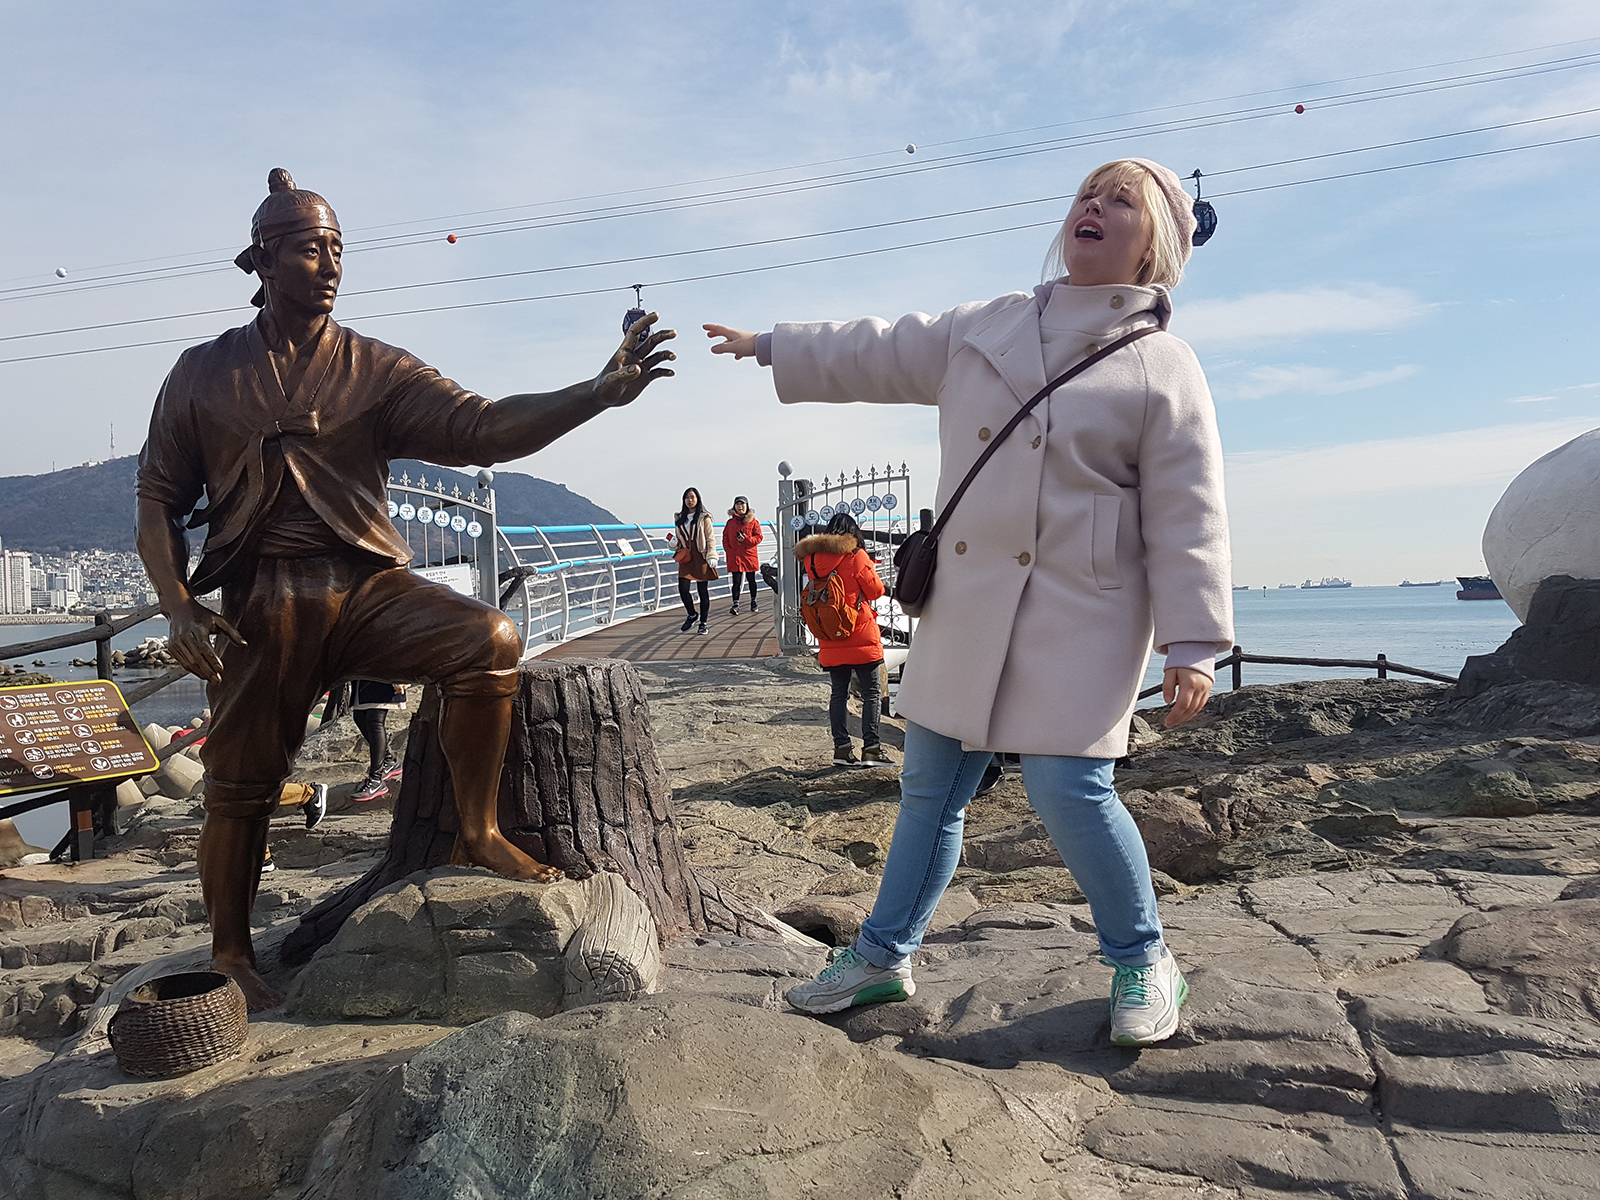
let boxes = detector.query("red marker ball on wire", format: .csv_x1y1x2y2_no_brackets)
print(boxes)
446,234,457,243
1295,104,1305,114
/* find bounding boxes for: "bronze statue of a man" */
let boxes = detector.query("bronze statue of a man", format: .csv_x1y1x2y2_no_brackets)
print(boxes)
136,170,674,1008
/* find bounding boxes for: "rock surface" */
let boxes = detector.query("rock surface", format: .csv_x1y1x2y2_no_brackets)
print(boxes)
285,868,665,1023
3,657,1600,1197
1458,575,1600,693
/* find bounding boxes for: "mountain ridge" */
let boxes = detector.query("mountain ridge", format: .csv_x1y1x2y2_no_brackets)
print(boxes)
0,457,620,553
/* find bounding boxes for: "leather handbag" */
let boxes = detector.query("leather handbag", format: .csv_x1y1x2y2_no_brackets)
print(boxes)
892,326,1160,616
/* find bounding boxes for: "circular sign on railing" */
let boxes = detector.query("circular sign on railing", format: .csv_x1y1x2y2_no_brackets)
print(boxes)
451,514,468,533
434,509,451,528
805,510,819,525
387,500,399,519
466,520,483,539
882,494,898,510
789,515,806,531
416,505,434,525
819,505,835,521
866,495,882,511
399,503,416,521
850,498,866,515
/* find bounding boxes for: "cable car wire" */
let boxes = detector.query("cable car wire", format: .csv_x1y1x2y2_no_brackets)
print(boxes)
4,45,1596,302
8,102,1598,346
6,121,1599,369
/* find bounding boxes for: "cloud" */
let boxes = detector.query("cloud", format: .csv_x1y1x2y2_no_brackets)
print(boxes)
1222,415,1600,586
1227,363,1417,401
1225,416,1600,503
1174,286,1435,350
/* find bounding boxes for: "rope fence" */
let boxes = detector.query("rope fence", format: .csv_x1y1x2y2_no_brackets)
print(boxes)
1136,644,1458,702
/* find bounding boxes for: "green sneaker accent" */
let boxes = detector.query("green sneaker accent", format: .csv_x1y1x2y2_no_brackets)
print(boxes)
851,979,912,1006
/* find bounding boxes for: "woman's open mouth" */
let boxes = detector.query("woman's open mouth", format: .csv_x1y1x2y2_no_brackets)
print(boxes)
1074,221,1103,241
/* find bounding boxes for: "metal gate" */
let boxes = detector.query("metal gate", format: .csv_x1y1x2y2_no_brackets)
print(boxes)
385,470,499,609
774,461,913,654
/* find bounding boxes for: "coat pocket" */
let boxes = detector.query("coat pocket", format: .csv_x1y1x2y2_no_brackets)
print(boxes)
1091,494,1122,590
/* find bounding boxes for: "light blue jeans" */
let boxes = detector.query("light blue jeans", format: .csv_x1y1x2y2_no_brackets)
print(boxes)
855,720,1166,970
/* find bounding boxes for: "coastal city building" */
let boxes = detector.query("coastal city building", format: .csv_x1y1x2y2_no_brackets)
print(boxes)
0,543,156,614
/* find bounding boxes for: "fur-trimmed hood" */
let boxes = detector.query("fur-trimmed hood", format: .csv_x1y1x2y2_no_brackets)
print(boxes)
795,532,859,559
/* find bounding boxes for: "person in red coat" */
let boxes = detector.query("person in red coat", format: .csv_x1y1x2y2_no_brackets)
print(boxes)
797,512,892,767
722,496,765,615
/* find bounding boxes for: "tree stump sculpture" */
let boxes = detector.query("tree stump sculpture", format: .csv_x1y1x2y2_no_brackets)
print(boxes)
284,658,783,965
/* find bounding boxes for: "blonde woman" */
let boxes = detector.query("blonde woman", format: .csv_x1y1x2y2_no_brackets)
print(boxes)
704,158,1232,1045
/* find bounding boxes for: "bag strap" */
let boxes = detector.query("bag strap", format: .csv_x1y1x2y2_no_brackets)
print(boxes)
928,325,1160,541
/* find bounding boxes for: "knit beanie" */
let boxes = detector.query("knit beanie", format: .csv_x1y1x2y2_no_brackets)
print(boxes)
1125,159,1198,261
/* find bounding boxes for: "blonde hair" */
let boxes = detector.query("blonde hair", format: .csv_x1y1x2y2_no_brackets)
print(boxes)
1041,160,1186,290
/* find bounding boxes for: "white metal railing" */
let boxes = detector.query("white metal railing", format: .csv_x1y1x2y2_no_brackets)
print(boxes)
497,522,777,651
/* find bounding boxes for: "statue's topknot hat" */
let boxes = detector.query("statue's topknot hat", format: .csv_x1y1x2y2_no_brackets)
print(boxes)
234,168,341,305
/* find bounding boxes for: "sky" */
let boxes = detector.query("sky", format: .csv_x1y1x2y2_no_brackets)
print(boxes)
3,0,1599,586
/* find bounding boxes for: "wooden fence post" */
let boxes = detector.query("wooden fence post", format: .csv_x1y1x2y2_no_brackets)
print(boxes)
1231,645,1243,691
94,611,113,681
1377,653,1388,679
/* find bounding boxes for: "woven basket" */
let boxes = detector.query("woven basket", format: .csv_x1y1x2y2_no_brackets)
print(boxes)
109,971,249,1077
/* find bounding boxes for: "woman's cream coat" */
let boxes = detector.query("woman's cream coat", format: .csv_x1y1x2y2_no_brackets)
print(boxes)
771,283,1233,758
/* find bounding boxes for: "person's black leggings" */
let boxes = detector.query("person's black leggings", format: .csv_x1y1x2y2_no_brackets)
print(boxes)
729,571,759,607
827,661,882,748
678,577,710,618
352,706,390,775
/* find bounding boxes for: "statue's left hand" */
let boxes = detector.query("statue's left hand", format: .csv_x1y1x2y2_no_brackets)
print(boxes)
593,312,676,408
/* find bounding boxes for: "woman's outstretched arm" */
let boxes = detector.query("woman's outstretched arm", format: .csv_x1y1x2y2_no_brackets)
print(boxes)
704,325,759,359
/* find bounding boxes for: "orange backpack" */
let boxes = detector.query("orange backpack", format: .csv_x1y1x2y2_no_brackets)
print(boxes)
800,554,860,641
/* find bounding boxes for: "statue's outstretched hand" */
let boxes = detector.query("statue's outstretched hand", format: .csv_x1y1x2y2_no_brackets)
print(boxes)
167,599,247,684
704,324,758,359
593,312,676,408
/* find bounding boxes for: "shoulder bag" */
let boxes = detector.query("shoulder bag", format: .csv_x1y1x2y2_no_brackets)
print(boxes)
892,325,1160,616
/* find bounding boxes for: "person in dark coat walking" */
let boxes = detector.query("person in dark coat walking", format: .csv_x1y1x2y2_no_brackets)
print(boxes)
674,487,718,634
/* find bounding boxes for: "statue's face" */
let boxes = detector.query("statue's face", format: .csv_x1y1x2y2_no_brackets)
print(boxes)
260,228,343,315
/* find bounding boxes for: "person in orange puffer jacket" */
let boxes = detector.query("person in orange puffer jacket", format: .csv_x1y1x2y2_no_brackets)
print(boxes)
722,496,765,615
797,512,892,767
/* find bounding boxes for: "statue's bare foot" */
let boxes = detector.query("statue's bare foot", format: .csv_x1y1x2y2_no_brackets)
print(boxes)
459,832,564,883
211,955,285,1012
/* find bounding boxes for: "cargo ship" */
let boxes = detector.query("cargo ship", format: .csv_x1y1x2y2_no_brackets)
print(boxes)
1399,579,1445,587
1301,577,1352,589
1456,575,1503,601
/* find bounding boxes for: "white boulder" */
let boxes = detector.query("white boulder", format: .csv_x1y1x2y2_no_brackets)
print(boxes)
1482,426,1600,622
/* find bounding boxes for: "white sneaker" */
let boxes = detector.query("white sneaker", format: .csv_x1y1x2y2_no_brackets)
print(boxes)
786,946,915,1015
1108,952,1187,1046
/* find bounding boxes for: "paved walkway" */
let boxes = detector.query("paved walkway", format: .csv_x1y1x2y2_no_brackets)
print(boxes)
538,606,780,662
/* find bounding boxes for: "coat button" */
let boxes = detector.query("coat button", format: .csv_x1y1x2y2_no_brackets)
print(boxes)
1110,294,1125,309
954,541,967,554
1030,435,1041,449
978,427,991,441
1085,343,1099,355
1017,552,1031,566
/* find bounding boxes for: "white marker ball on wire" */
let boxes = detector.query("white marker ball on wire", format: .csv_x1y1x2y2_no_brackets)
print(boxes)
55,267,68,278
905,144,916,154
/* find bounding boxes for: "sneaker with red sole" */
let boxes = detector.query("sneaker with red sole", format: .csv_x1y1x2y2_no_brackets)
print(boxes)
351,774,389,803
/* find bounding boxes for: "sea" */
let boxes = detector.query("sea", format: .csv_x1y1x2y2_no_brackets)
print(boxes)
3,586,1520,850
1136,584,1518,699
